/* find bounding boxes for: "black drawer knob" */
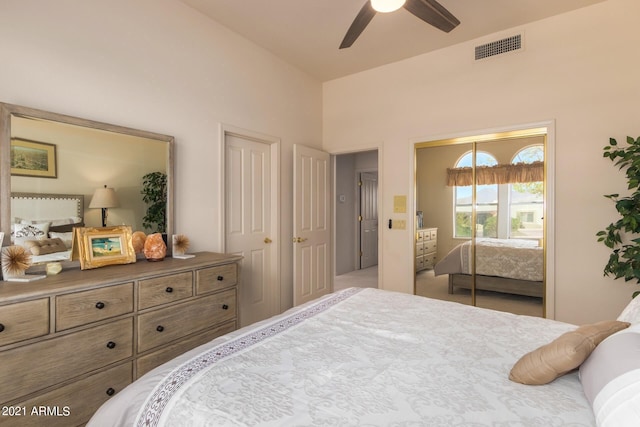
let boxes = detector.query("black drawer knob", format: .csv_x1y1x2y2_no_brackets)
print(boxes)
156,325,165,332
217,276,224,281
106,341,116,349
95,301,105,309
222,304,229,310
106,387,115,396
0,323,4,333
165,287,173,293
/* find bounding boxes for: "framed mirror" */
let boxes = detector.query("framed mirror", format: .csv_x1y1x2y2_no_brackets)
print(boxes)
0,102,174,264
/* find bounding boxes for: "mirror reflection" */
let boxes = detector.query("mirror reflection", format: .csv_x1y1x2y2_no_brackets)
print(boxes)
415,142,472,307
0,103,174,265
414,130,546,317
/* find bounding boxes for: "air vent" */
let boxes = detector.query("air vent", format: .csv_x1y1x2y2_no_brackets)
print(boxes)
475,34,522,60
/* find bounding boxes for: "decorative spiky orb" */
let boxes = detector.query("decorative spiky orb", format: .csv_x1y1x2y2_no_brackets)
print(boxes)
1,245,32,276
173,234,190,255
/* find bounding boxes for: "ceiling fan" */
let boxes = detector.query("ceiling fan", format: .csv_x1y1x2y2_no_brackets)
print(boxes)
340,0,460,49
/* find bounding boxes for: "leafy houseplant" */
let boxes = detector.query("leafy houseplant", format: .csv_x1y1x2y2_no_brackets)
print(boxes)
141,171,167,234
597,136,640,298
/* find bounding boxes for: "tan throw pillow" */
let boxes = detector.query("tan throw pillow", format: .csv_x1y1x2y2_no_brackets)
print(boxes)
23,238,67,256
509,320,630,385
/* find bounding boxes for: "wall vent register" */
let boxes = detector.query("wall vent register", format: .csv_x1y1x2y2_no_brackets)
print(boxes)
475,34,522,60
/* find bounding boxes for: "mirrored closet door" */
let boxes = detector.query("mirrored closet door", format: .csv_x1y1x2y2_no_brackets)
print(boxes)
414,128,547,317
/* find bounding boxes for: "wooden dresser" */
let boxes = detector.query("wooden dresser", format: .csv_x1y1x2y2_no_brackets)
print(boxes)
0,252,241,426
415,227,437,272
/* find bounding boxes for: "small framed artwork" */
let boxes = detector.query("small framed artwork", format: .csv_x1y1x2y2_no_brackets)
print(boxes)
72,226,136,270
10,138,57,178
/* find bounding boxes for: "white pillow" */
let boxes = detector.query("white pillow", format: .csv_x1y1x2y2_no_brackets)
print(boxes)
617,296,640,323
12,222,51,246
580,324,640,426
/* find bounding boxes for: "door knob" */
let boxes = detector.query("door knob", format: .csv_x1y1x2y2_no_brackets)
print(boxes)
264,237,272,244
292,237,308,243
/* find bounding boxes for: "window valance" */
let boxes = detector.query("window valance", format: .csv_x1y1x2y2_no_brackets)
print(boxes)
446,161,544,186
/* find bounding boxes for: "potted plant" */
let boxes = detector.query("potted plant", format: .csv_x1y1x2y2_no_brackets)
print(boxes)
141,171,167,234
596,136,640,298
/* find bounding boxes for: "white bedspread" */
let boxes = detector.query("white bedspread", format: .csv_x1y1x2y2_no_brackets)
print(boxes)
89,288,594,426
32,249,71,264
435,238,543,282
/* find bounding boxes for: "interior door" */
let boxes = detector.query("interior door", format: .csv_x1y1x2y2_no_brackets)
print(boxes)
293,144,331,306
225,133,279,327
359,171,378,269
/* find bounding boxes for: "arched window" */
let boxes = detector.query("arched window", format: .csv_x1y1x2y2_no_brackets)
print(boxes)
454,151,498,238
509,145,544,238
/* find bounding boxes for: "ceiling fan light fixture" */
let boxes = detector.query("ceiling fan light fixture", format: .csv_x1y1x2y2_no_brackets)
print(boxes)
370,0,406,13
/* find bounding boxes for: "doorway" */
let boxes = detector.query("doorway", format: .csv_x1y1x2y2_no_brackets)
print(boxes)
334,150,379,291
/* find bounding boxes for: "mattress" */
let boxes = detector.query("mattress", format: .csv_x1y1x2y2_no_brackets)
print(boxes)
434,238,543,282
88,287,594,426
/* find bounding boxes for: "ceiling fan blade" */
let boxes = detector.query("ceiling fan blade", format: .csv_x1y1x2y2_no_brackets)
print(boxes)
339,1,376,49
403,0,460,33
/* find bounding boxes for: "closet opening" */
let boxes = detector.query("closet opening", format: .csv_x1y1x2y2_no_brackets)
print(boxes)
413,125,553,318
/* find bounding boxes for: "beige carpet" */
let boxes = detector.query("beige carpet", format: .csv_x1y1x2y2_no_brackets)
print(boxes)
334,266,378,291
415,269,543,318
334,267,542,318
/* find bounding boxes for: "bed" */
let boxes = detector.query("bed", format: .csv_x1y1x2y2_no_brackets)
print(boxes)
10,192,84,263
434,238,543,298
84,286,635,427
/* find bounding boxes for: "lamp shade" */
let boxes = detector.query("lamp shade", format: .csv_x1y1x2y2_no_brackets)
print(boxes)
89,185,119,209
371,0,406,13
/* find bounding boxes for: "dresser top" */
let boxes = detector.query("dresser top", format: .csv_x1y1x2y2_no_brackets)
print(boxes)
0,252,242,304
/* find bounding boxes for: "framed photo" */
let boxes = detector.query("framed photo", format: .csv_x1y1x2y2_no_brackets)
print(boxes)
72,226,136,270
10,138,57,178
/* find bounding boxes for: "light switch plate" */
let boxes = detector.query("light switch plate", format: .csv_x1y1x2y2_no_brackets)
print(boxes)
393,220,406,230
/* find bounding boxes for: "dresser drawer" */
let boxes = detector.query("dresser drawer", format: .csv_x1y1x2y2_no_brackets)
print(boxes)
0,317,133,404
424,240,437,253
0,299,49,347
429,229,437,240
138,271,193,310
6,362,132,427
138,288,236,353
424,254,437,269
196,264,237,295
56,283,134,331
136,320,236,378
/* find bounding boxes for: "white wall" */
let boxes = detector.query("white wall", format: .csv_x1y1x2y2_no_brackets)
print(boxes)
323,0,640,324
0,0,323,309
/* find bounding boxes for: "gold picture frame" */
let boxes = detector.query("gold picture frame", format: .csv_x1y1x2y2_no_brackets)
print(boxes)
10,138,57,178
72,226,136,270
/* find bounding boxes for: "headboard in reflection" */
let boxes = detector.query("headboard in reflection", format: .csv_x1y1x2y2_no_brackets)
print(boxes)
10,192,84,263
0,102,174,248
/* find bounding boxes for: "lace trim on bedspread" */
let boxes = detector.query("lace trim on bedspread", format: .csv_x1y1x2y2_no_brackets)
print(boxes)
134,287,363,427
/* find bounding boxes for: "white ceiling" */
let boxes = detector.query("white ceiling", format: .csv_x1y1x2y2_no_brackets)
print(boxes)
179,0,606,82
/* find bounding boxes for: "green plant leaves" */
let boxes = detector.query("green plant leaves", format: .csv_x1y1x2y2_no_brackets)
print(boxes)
141,171,167,233
598,136,640,288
